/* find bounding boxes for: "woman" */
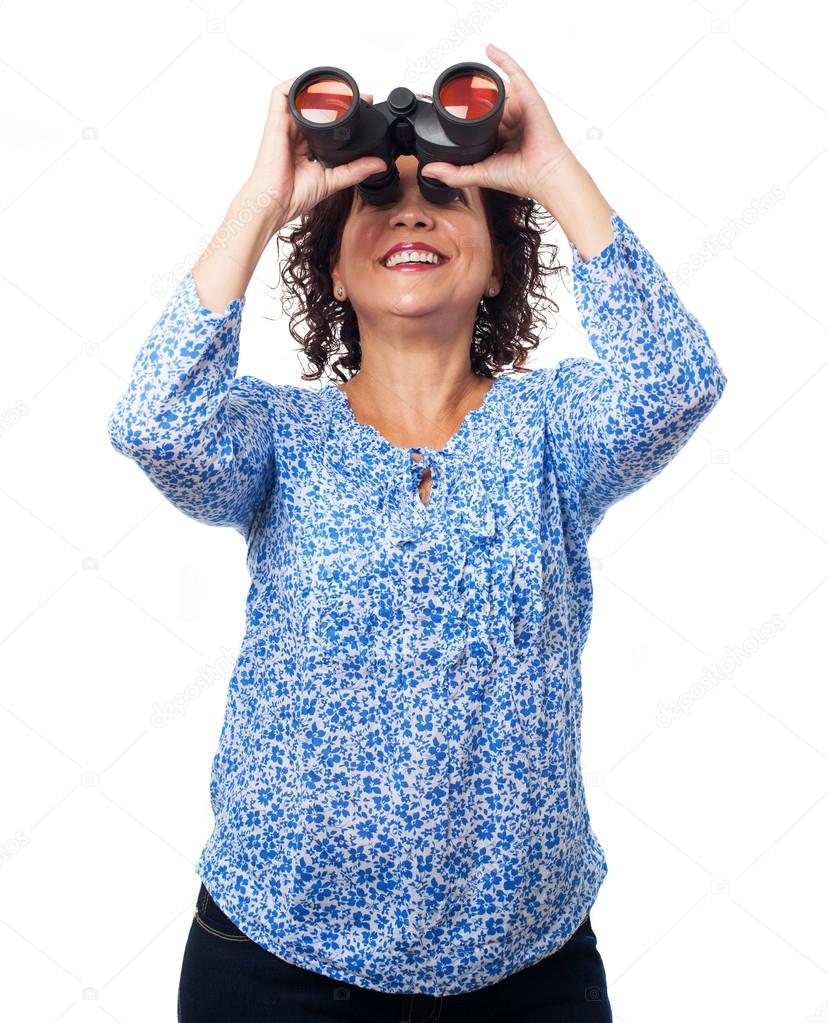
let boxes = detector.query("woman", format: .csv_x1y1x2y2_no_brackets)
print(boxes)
108,43,727,1023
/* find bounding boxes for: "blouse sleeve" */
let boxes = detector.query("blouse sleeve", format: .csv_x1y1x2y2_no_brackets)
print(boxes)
545,209,728,538
106,270,275,540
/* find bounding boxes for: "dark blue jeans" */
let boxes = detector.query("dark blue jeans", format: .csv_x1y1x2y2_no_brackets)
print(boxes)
178,881,613,1022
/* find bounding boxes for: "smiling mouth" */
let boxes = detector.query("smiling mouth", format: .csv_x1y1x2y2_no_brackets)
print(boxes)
383,260,449,271
380,253,450,270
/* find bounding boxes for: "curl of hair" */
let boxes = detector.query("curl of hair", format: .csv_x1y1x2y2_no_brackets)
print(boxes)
273,183,568,383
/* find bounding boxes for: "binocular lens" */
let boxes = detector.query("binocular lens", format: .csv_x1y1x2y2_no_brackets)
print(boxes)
294,78,354,124
438,72,500,120
288,61,504,205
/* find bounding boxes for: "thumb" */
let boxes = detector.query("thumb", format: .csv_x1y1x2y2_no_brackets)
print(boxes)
420,162,478,188
328,156,387,193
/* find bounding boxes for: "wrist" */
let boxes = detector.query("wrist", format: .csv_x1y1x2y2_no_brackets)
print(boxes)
531,150,614,262
203,184,280,268
232,179,285,235
531,147,581,211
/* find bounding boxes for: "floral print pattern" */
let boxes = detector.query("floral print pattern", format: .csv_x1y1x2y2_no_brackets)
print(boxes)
107,209,727,996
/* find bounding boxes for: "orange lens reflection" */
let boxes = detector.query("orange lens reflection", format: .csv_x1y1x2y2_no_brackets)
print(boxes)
438,73,499,120
295,78,354,124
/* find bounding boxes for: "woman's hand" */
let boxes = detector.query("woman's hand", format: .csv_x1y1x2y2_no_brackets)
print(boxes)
243,77,387,231
192,80,386,312
420,43,574,202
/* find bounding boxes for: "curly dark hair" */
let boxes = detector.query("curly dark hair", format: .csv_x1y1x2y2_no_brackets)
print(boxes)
273,182,568,383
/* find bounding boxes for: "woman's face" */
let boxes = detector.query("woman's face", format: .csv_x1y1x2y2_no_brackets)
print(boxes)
331,154,499,322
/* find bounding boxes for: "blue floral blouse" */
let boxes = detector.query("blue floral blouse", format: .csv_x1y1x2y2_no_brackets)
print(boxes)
107,209,727,996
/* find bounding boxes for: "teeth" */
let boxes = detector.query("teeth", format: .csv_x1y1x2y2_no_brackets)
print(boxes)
384,250,443,267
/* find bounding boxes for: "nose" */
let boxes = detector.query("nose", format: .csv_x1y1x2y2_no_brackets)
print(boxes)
387,188,436,229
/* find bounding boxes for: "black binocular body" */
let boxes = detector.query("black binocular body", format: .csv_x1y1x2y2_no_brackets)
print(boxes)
288,62,505,205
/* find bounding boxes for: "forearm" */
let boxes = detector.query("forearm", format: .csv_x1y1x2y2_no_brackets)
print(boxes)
191,180,282,313
533,150,614,263
546,207,727,535
107,269,275,536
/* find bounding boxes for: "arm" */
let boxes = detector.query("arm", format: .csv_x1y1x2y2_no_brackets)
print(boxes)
107,180,283,538
106,270,275,538
107,74,386,539
422,45,728,537
543,202,727,537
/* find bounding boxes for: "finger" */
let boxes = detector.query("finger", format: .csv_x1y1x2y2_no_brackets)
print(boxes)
327,155,387,193
265,77,297,131
264,76,306,148
273,75,300,97
484,43,528,83
420,161,482,189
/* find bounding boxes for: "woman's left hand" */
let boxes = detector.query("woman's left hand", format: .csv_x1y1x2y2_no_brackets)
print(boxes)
420,43,574,202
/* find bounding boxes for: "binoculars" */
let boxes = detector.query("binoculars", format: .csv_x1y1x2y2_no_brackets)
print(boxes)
288,62,505,206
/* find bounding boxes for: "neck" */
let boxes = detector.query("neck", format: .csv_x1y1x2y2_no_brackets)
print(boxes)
338,354,493,451
344,305,485,418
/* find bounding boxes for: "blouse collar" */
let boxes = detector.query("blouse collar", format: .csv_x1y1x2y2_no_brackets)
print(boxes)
325,373,506,462
321,373,518,544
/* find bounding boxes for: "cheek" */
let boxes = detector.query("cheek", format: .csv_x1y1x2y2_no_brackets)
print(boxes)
344,227,381,266
457,235,493,271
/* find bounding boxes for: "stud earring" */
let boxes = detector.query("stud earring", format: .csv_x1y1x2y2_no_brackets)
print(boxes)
336,286,344,299
486,286,497,297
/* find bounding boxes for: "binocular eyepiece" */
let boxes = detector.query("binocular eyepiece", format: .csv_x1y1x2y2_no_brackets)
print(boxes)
288,62,505,205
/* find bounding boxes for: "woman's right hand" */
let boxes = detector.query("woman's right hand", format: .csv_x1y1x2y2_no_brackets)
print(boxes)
192,77,386,313
245,77,388,231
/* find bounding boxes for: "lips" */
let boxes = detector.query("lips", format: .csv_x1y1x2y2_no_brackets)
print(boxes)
383,259,447,271
378,242,449,265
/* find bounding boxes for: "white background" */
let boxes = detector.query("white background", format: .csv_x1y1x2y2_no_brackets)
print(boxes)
1,0,826,1020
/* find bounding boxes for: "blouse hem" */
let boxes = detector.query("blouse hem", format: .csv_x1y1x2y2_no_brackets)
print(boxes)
194,834,608,997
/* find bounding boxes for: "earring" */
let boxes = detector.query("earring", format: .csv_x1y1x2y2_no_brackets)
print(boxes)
486,286,497,297
336,286,344,299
